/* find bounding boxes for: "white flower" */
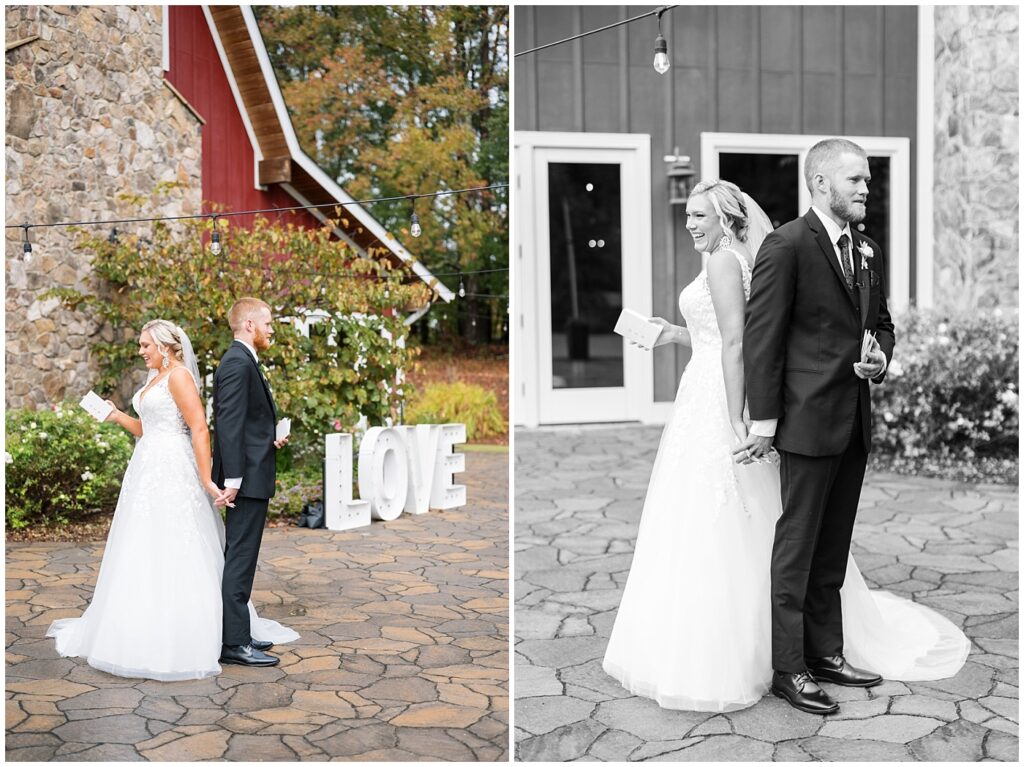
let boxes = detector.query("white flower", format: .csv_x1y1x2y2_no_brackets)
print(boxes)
81,470,95,481
887,360,903,378
4,452,12,464
999,389,1018,409
38,431,48,440
29,421,37,429
857,241,873,260
883,412,895,423
937,322,948,334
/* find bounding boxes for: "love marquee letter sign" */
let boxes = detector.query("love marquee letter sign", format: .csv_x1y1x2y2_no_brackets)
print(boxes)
323,424,467,531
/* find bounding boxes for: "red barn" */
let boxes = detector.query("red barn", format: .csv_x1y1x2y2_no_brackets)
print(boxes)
164,5,453,302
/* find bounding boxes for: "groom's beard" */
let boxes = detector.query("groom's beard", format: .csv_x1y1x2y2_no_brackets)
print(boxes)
253,329,271,351
828,187,867,224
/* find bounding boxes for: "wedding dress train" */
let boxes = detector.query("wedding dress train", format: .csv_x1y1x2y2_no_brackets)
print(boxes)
47,375,297,681
602,251,970,711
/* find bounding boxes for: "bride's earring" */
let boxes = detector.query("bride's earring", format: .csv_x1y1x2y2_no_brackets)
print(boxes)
161,349,170,369
717,232,733,250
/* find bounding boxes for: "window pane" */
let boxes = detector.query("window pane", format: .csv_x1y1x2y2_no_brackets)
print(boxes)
547,162,623,389
858,156,891,289
718,153,800,229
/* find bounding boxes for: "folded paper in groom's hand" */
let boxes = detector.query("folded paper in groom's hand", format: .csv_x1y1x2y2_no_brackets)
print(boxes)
860,330,879,363
614,309,662,351
79,390,113,422
276,418,292,442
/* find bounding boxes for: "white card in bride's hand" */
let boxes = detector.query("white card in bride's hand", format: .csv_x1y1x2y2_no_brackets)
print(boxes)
276,418,292,442
79,390,113,422
614,308,662,350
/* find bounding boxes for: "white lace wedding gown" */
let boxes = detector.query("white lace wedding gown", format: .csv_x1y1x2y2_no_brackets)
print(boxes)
602,250,970,711
47,374,298,681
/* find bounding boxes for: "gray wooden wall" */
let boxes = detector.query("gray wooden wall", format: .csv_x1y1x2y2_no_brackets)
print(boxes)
515,5,918,401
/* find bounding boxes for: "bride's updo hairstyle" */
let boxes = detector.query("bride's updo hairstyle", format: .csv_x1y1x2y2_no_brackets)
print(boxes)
141,319,184,362
690,179,750,243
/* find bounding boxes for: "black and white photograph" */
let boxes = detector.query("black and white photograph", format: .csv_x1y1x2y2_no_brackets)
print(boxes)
513,4,1018,762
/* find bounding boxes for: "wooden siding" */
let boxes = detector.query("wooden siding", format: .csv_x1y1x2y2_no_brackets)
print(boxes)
166,5,316,233
515,5,918,402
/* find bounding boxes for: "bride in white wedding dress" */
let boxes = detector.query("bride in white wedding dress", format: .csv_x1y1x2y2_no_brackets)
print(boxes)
602,180,970,712
47,320,297,681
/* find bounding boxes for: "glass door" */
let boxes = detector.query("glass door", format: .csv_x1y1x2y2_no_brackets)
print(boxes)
523,138,652,425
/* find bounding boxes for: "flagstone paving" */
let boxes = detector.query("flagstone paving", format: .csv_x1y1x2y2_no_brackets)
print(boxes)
6,451,509,762
514,425,1018,762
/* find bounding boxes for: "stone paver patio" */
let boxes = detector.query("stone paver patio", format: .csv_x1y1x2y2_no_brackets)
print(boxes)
7,451,508,761
514,426,1018,762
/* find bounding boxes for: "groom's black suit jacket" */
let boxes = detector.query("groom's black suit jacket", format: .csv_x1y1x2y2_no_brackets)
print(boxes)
743,209,895,457
211,340,277,500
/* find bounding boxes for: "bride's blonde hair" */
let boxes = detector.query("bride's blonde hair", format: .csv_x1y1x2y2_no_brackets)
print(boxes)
690,179,750,242
142,319,184,362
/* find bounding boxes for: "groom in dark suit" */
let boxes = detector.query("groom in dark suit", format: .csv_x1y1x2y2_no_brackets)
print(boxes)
736,138,896,714
212,297,287,667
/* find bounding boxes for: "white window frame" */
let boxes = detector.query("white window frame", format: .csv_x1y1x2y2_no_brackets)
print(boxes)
701,132,912,312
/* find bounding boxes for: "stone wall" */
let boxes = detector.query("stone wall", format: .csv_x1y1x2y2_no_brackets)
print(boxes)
5,5,202,410
933,5,1019,311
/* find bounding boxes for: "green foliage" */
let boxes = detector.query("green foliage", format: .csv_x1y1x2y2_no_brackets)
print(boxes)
50,187,430,467
255,5,509,345
872,307,1018,462
5,402,134,528
268,467,323,520
405,381,505,441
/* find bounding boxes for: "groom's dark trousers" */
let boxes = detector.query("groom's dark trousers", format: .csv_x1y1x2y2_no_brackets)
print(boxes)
772,400,867,672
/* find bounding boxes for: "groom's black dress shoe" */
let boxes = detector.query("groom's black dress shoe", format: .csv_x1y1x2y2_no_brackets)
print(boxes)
219,644,279,667
806,655,882,687
249,638,273,652
771,671,839,715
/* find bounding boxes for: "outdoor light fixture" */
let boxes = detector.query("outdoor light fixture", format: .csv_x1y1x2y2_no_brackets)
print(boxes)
21,225,31,259
108,227,119,244
653,7,670,75
210,217,222,255
410,212,422,238
458,279,466,298
666,148,696,206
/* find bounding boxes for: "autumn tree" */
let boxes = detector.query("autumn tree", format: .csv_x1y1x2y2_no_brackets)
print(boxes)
254,5,509,346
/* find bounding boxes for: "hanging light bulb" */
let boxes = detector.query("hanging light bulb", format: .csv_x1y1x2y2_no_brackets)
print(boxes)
21,225,32,261
210,217,222,256
108,227,119,244
653,8,670,75
410,212,422,238
458,279,466,298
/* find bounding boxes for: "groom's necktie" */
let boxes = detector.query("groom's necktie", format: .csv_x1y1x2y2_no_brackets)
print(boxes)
837,234,854,291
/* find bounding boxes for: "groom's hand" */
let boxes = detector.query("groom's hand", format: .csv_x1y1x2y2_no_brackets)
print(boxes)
732,433,774,464
854,349,886,380
218,487,238,509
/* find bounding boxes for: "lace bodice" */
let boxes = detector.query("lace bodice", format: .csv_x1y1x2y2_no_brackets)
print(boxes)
678,248,753,353
132,373,190,438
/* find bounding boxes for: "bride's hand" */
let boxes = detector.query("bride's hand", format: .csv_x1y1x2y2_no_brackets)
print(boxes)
649,317,676,347
731,419,748,442
205,480,226,506
104,400,121,422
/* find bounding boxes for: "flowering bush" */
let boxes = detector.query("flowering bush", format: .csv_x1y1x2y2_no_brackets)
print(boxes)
5,402,135,528
268,467,323,520
50,184,431,469
872,307,1018,463
405,381,506,441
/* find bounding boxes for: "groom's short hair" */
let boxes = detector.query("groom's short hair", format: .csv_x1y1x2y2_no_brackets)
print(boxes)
804,138,867,192
228,297,271,332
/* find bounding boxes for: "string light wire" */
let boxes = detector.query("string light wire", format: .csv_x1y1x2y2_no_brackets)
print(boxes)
514,5,676,58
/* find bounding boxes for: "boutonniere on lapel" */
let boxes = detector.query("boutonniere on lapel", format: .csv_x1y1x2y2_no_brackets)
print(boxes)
857,241,874,272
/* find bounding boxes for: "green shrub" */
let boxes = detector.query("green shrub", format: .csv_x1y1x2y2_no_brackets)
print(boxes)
872,307,1018,462
269,467,323,520
405,381,506,441
5,402,135,529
